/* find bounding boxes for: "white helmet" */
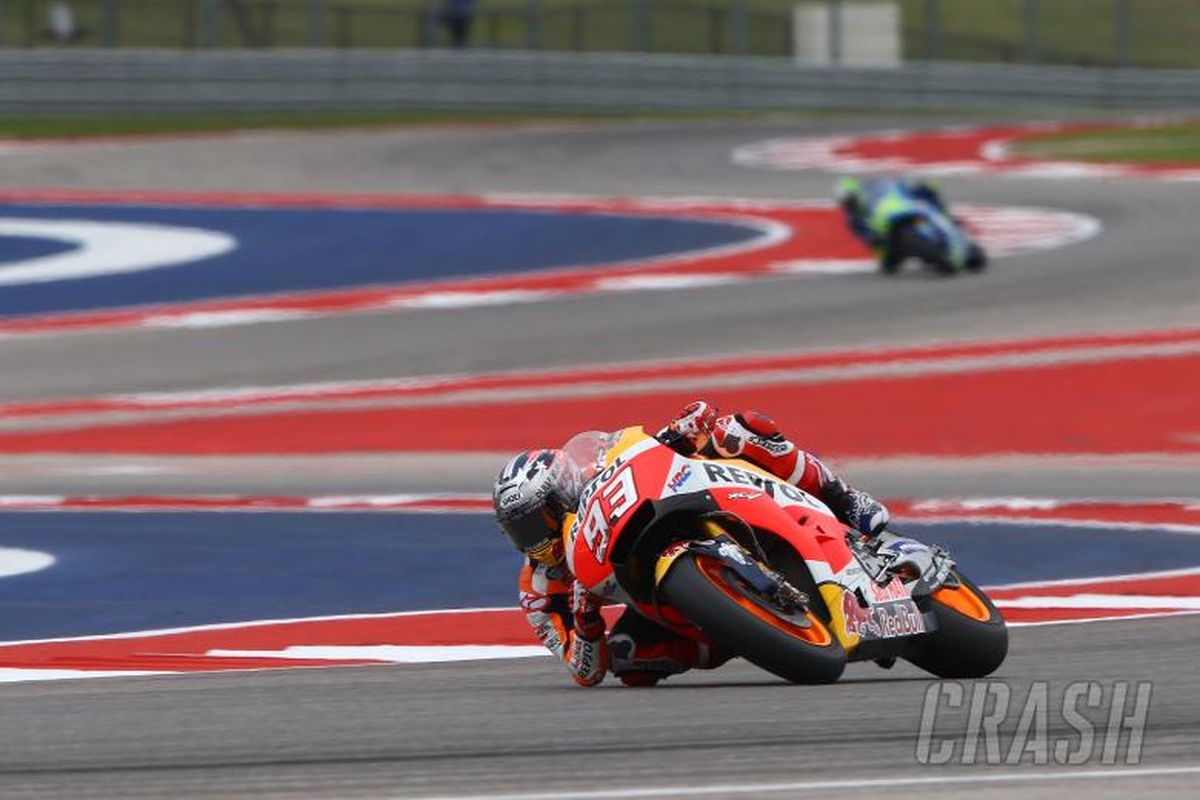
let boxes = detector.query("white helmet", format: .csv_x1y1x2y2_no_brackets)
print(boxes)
493,449,580,561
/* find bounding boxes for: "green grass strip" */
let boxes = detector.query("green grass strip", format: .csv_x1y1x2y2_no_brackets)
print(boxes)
1012,122,1200,164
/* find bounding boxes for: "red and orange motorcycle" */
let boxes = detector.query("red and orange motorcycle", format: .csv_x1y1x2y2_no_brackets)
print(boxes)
562,427,1007,684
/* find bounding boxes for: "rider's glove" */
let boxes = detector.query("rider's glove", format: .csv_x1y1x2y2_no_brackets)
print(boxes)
845,488,890,538
872,531,936,583
570,581,605,641
668,400,718,453
711,411,793,461
821,479,891,537
567,581,607,687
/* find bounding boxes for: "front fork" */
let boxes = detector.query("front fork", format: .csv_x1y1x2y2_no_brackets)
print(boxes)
653,520,809,612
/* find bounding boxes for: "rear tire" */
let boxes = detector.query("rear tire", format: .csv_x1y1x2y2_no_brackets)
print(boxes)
660,552,846,684
905,571,1007,678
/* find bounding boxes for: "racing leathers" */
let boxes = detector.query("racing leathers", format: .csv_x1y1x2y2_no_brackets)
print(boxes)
840,178,948,269
517,401,890,687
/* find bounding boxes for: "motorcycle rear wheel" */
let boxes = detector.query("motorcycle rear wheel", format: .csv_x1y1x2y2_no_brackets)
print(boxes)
660,552,846,684
905,571,1008,678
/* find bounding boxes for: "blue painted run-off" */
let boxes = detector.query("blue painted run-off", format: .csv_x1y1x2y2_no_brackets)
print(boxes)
0,236,76,263
0,204,759,318
0,512,1198,642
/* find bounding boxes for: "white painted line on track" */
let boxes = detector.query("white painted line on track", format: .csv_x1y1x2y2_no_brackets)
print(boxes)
390,289,557,309
0,668,168,683
771,258,874,274
0,219,236,285
1005,609,1200,628
397,765,1200,800
0,494,68,506
141,309,314,328
997,594,1200,610
205,645,549,663
0,547,55,577
915,516,1200,536
593,273,742,291
0,605,519,648
982,564,1200,591
230,337,1199,411
306,493,474,508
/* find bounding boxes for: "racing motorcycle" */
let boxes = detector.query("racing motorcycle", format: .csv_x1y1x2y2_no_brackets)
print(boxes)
562,428,1007,684
875,191,987,276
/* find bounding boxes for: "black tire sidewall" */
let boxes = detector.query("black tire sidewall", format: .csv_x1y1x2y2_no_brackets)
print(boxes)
660,553,846,684
905,572,1008,679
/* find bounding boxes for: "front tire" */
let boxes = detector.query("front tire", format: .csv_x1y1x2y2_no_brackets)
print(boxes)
659,552,846,684
964,243,988,272
905,571,1007,678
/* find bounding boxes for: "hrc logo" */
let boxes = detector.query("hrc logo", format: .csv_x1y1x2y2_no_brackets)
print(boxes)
667,464,693,493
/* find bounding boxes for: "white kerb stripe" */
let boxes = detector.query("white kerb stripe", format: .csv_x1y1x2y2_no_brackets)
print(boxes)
996,594,1200,610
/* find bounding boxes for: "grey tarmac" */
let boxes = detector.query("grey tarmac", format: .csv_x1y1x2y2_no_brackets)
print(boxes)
0,617,1196,800
0,114,1196,799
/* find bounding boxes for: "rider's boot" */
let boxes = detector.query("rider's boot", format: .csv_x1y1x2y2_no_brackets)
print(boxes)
609,634,731,687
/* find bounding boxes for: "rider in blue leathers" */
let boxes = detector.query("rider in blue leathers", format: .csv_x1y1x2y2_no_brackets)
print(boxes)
835,176,950,272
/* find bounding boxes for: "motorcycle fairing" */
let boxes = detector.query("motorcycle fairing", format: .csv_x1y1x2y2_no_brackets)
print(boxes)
819,580,929,654
565,427,677,590
911,205,970,267
564,427,929,655
869,184,970,268
706,483,929,653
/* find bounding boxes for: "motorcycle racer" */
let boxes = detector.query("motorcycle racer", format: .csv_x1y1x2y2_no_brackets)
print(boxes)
836,176,950,272
493,401,910,687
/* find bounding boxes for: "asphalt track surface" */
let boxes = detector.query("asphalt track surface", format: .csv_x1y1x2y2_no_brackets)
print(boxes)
0,115,1198,798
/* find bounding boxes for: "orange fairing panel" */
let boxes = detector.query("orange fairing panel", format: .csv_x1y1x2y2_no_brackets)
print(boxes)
932,582,993,622
708,486,851,573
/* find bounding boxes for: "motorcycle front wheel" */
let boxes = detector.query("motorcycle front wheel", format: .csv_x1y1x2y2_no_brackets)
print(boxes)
659,551,846,684
964,243,988,272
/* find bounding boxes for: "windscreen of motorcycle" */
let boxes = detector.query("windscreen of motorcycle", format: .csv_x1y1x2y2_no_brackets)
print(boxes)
561,430,620,491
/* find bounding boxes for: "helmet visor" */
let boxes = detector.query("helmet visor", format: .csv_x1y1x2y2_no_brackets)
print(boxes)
499,504,560,555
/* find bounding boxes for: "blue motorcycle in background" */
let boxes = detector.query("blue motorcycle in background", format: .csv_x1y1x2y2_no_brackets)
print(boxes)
837,178,988,276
